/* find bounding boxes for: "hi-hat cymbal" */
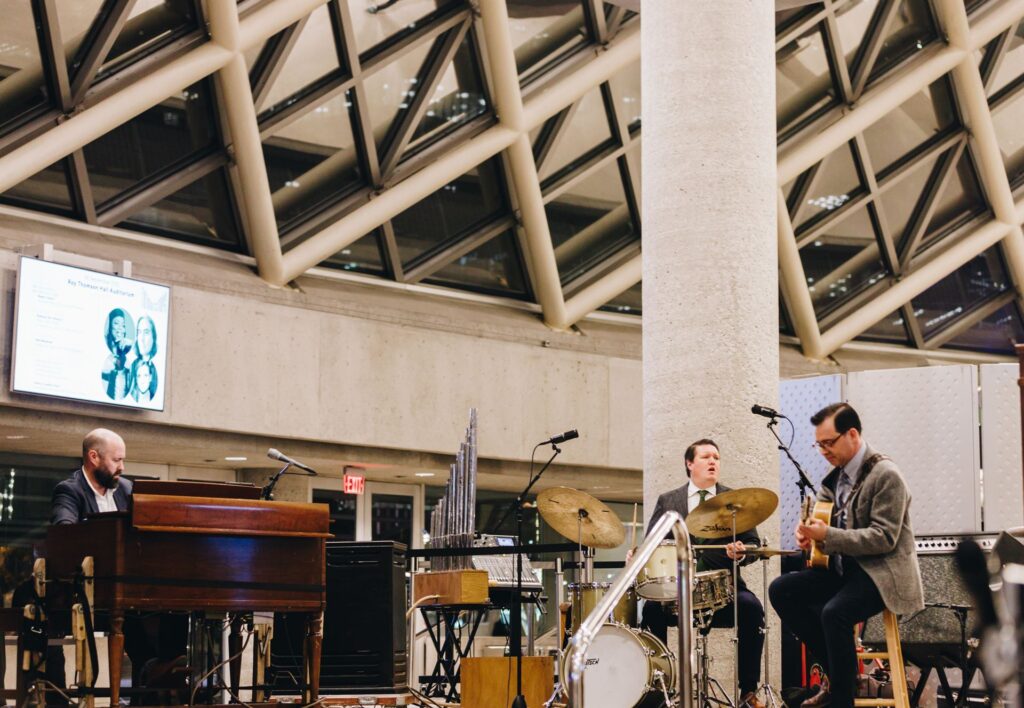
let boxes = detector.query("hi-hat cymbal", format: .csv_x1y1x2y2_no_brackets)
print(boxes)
745,547,801,557
537,486,626,549
685,487,779,539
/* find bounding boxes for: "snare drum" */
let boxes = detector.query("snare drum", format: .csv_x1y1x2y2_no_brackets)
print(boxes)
569,582,637,632
692,569,733,612
560,623,676,708
636,541,679,600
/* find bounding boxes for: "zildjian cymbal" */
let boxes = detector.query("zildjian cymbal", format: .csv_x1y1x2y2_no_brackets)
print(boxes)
685,487,779,539
537,486,626,549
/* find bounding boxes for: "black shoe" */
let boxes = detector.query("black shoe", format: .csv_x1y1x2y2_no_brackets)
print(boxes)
801,686,832,708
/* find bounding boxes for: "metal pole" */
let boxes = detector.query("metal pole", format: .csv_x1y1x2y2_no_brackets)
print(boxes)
566,511,693,708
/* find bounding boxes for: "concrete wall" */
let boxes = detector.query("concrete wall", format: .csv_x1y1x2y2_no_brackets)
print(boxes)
0,209,642,487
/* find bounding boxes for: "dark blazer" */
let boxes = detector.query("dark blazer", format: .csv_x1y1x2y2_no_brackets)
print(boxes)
817,443,924,615
51,469,132,525
647,482,761,585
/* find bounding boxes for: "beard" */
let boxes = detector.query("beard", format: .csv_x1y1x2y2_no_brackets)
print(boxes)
94,467,120,490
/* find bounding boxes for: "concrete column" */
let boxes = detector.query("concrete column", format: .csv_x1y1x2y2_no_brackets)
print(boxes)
642,0,779,697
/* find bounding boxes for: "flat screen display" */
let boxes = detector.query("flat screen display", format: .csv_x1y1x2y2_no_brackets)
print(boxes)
11,257,170,411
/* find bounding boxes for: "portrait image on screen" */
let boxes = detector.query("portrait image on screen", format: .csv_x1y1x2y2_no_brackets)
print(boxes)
11,257,171,411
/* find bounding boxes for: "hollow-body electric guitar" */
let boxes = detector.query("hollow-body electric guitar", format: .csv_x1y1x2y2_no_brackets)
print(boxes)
800,496,834,569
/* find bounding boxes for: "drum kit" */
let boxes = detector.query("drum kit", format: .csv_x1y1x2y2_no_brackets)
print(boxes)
536,486,797,708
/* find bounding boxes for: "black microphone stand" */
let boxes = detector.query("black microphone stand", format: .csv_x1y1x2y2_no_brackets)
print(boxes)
765,415,816,500
506,442,562,708
261,463,291,500
261,463,318,500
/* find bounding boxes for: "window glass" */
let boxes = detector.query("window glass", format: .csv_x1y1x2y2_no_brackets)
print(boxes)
120,167,242,249
85,79,217,206
424,229,528,297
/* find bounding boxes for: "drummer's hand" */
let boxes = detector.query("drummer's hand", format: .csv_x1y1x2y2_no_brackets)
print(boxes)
798,518,828,542
725,541,746,560
794,526,811,550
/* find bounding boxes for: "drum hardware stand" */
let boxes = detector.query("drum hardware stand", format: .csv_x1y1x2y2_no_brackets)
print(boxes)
730,506,740,708
655,670,673,707
694,617,736,708
489,440,562,708
752,539,784,708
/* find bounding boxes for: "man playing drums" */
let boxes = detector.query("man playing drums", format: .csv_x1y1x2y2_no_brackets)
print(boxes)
641,438,766,708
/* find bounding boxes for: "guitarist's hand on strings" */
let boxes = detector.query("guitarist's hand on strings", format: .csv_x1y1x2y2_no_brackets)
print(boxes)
797,517,828,543
794,526,812,551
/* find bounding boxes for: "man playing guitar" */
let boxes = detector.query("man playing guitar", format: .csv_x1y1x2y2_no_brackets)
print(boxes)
768,403,924,708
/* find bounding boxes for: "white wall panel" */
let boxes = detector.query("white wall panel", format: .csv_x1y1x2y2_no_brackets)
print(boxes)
980,363,1023,531
777,375,842,549
847,365,980,534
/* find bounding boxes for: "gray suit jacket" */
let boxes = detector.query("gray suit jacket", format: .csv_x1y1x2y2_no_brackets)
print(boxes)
51,468,132,525
817,443,924,615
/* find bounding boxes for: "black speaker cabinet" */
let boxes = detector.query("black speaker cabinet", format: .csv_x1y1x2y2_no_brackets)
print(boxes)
270,540,408,694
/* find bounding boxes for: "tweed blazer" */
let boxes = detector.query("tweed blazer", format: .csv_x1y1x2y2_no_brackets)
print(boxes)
647,482,761,584
817,443,924,615
51,468,132,525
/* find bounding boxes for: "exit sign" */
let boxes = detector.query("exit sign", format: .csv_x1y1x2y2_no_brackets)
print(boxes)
343,473,365,495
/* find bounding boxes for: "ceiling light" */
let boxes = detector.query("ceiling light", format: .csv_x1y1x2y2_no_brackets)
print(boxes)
415,472,435,477
5,435,26,440
225,456,247,461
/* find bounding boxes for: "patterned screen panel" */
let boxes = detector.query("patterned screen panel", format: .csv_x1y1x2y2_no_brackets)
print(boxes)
980,363,1023,532
777,375,843,550
846,365,981,535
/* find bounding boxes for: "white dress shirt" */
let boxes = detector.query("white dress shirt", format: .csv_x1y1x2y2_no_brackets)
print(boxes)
688,484,716,514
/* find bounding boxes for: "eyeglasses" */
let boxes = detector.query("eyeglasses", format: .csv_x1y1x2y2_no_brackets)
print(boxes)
812,432,844,450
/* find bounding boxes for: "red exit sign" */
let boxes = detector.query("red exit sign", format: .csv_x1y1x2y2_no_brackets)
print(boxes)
343,473,365,495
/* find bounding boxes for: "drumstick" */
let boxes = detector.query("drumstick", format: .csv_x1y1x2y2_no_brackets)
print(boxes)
630,502,638,550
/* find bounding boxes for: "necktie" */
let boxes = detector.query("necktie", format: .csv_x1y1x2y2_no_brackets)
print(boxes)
833,470,849,576
696,489,709,571
835,471,851,525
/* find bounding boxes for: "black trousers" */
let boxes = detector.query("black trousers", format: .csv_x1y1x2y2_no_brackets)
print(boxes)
641,587,765,694
768,558,885,708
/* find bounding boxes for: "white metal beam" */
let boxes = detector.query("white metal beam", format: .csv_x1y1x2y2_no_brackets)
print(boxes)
206,1,286,285
818,217,1012,353
563,253,641,325
935,0,1024,299
0,0,326,195
477,0,567,328
777,189,825,358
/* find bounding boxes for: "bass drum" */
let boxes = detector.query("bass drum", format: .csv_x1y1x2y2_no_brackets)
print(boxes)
560,623,676,708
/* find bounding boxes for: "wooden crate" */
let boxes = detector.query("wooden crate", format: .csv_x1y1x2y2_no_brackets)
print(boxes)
460,656,554,708
412,570,488,605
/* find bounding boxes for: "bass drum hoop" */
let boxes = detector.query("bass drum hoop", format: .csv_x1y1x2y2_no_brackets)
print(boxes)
559,623,676,707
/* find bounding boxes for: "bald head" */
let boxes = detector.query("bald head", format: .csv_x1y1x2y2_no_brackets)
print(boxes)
82,428,126,490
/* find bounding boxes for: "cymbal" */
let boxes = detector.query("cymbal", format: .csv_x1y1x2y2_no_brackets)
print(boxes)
537,486,626,549
692,544,801,557
685,487,779,539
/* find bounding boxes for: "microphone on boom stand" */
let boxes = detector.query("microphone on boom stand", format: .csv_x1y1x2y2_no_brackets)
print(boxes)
510,428,580,708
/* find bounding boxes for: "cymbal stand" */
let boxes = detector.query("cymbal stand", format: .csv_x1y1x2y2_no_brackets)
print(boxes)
730,506,740,708
753,539,784,708
577,510,594,584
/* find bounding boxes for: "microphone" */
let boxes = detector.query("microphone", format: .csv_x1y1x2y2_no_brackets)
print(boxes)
540,429,579,446
751,404,784,419
266,448,318,475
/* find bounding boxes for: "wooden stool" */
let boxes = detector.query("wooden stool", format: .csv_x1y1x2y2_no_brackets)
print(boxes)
855,610,910,708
